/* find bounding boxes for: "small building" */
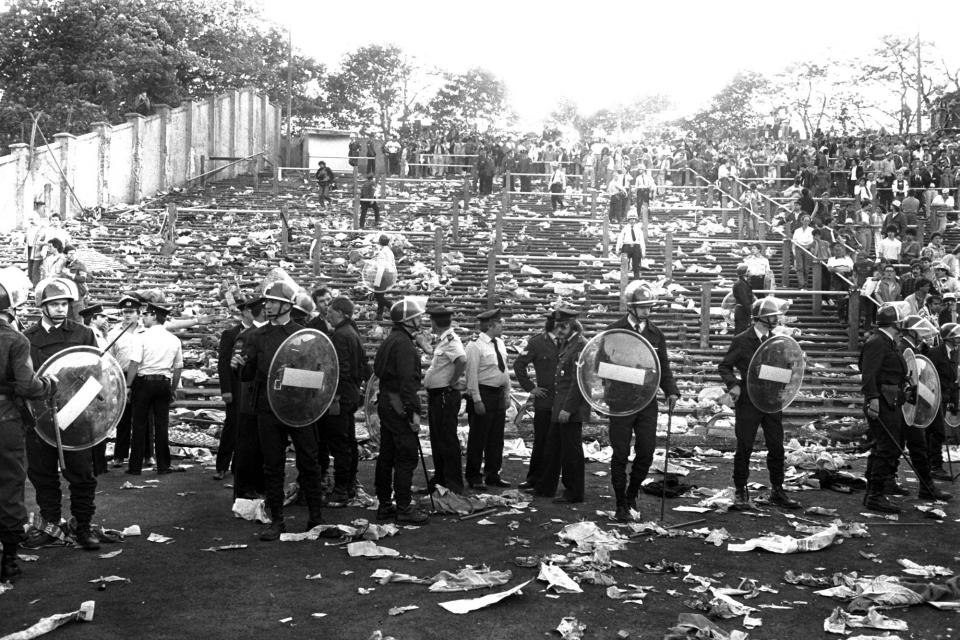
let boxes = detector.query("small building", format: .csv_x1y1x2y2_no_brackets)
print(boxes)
301,128,354,172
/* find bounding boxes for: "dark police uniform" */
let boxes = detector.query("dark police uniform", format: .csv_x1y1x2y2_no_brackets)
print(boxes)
926,341,957,475
216,320,244,476
373,324,423,511
232,321,266,498
859,328,909,499
0,317,54,578
732,276,754,335
241,320,324,525
23,318,98,532
513,329,559,489
535,330,588,502
321,317,370,497
605,315,679,507
719,326,787,491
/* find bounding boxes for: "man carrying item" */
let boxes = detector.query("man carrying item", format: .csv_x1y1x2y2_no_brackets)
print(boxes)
23,278,100,550
373,298,429,524
423,305,467,494
235,280,326,540
534,307,588,503
214,294,256,481
232,296,267,499
464,308,512,490
322,296,370,504
0,267,57,581
719,297,801,512
605,282,679,522
514,312,559,492
125,300,183,476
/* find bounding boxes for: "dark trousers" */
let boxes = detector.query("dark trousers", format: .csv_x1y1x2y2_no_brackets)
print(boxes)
927,410,947,469
374,404,419,508
734,308,750,334
321,403,358,489
609,403,657,502
623,245,643,279
520,176,532,193
465,388,506,483
215,401,238,473
609,193,627,222
732,397,785,488
258,412,323,520
550,184,564,210
129,378,172,474
427,388,463,491
526,408,552,485
0,410,27,545
359,201,380,228
234,412,264,497
374,293,390,319
900,425,931,479
25,429,96,525
748,275,765,290
536,421,585,501
114,401,151,461
866,399,903,492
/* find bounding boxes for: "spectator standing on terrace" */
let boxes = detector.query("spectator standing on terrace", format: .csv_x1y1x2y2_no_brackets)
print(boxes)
40,238,65,282
854,177,874,208
922,232,947,262
60,245,89,322
477,151,495,197
315,161,336,209
607,168,629,224
876,226,902,263
616,209,645,280
358,173,380,229
384,139,402,176
548,162,566,211
791,215,815,288
827,243,854,322
743,243,773,291
634,167,656,214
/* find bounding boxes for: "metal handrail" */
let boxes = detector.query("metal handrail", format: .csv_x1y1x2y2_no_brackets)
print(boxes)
186,151,266,183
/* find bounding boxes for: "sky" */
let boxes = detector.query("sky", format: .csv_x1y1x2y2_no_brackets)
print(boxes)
265,0,960,127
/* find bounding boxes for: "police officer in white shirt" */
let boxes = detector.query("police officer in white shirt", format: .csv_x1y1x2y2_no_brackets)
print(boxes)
423,305,467,493
464,308,511,490
108,294,148,468
616,208,645,280
124,301,183,475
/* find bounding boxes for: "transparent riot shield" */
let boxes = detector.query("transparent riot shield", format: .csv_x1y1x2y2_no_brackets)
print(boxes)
361,255,398,293
30,346,126,450
267,329,339,427
576,329,661,416
903,350,941,428
361,374,380,446
745,335,805,413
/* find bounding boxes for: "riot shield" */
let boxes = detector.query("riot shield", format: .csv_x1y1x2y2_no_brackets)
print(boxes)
903,351,941,428
267,329,339,427
745,335,805,413
362,375,380,446
360,255,398,293
30,346,126,450
576,329,661,416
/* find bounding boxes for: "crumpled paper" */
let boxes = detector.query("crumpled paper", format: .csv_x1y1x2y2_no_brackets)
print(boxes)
898,558,953,578
823,607,908,634
537,563,582,593
438,579,532,614
557,521,626,553
2,601,95,640
556,616,586,639
347,541,399,558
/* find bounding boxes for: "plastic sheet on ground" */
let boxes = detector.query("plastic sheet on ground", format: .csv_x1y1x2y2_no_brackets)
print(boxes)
425,487,490,515
663,613,749,640
428,568,513,592
1,601,95,640
437,579,532,614
231,498,271,524
727,523,838,554
898,558,953,578
823,607,908,634
814,575,925,609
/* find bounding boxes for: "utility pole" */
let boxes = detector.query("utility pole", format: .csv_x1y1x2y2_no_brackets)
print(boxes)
286,28,293,167
916,32,922,135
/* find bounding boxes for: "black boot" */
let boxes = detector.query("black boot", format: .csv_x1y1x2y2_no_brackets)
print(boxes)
732,486,750,510
74,524,101,551
769,487,802,509
919,479,953,501
864,487,901,514
883,477,909,496
260,517,286,542
1,542,21,583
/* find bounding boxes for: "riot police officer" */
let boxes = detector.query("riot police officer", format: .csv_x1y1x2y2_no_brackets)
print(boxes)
719,297,801,511
0,268,56,581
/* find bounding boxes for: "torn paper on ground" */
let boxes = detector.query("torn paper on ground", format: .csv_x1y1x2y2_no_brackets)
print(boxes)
537,563,582,593
232,498,271,524
3,601,95,639
438,580,532,614
727,524,838,553
347,541,400,558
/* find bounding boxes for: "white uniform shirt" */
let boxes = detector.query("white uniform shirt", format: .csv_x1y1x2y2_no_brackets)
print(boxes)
108,322,145,369
423,327,466,390
131,325,183,377
465,332,510,401
616,222,646,254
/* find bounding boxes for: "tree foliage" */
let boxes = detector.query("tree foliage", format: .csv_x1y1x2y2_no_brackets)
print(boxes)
685,72,773,139
0,0,325,151
426,68,511,133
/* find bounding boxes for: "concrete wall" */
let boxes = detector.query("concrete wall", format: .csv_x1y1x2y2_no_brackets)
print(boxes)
0,87,281,231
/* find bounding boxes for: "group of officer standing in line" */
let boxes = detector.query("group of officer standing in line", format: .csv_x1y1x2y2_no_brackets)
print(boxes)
3,261,959,585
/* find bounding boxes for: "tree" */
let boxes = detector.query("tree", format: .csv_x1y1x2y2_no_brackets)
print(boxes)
426,68,511,134
324,45,425,138
687,72,773,139
584,94,673,140
0,0,326,152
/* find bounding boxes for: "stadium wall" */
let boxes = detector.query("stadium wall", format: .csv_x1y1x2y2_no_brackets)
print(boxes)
0,88,281,232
